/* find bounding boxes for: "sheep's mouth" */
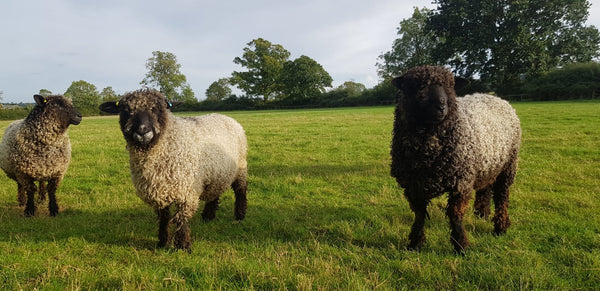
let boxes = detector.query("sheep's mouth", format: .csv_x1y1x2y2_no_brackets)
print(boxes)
132,131,155,145
70,115,82,125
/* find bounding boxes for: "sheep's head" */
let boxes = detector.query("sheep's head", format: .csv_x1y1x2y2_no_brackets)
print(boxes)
99,89,180,149
392,66,469,126
30,94,82,128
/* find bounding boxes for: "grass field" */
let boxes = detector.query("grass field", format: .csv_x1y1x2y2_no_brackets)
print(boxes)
0,101,599,289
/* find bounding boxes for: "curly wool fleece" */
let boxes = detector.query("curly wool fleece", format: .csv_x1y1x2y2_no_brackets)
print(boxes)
128,113,248,222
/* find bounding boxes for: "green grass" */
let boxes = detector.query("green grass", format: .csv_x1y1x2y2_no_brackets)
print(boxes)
0,101,599,289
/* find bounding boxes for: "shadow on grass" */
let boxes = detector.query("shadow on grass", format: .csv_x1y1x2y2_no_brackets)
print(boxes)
0,193,413,252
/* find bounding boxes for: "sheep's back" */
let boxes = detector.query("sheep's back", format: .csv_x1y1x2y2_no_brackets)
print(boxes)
455,94,521,187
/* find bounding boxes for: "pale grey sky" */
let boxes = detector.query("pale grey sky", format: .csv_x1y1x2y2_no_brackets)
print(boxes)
1,0,598,103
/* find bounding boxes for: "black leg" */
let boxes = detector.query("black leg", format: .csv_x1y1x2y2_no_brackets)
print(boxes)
474,186,493,219
38,181,47,204
23,178,36,217
232,178,247,220
405,188,430,251
447,191,471,253
47,178,60,216
202,198,220,221
174,221,191,252
157,206,171,248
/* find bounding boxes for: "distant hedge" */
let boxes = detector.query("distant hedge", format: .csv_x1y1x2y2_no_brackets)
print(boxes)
0,108,29,120
524,63,600,100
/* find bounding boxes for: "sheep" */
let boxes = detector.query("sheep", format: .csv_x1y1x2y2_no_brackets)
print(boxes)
0,94,82,217
99,89,248,251
390,65,521,253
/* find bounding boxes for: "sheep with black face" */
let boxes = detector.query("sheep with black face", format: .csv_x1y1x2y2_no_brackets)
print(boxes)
390,66,521,253
100,89,248,251
0,94,82,216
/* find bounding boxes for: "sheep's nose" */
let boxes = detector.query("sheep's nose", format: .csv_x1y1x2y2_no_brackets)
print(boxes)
138,124,150,133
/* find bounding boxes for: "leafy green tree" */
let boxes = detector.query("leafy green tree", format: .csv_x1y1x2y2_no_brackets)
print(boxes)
205,78,232,101
232,38,291,102
141,51,193,102
377,7,440,78
64,80,100,115
279,55,333,102
335,81,366,98
179,84,196,103
38,89,52,97
100,86,119,102
428,0,600,93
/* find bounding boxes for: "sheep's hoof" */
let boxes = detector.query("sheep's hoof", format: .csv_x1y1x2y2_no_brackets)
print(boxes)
24,209,35,217
408,245,421,252
493,228,507,236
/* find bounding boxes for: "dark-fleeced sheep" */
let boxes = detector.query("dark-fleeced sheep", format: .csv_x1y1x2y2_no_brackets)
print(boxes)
0,94,82,216
99,89,248,252
390,66,521,253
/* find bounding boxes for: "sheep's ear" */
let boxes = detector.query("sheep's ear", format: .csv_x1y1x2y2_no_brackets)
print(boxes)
34,94,47,106
166,101,184,109
454,77,470,91
99,101,120,114
391,77,404,90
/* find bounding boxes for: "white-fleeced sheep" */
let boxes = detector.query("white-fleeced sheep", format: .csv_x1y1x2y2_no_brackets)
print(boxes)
390,66,521,253
0,94,82,216
100,89,248,251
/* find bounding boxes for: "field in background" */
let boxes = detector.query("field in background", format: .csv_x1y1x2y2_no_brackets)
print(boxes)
0,101,599,289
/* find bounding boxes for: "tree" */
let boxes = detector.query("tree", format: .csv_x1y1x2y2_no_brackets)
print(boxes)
141,51,194,102
64,80,100,115
377,7,441,79
279,55,333,102
179,84,196,103
232,38,291,102
100,86,119,102
428,0,600,93
38,89,52,97
335,81,367,98
205,78,232,101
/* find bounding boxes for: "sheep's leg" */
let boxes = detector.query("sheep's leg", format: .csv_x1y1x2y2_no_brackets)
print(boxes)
47,178,61,216
405,188,429,251
174,221,191,252
202,198,220,221
232,177,247,221
492,164,516,235
157,206,171,248
474,186,493,219
173,202,196,252
17,183,26,207
20,177,37,217
447,191,471,253
38,181,47,204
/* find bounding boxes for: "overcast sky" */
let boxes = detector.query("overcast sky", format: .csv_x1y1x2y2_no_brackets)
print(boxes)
1,0,599,103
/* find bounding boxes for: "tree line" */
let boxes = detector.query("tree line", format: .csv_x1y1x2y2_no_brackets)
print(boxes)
3,0,599,117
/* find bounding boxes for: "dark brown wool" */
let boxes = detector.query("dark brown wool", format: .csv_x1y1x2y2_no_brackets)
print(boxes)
390,66,521,253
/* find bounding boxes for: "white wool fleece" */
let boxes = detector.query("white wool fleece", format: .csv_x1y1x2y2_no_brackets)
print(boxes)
128,113,248,221
453,93,521,189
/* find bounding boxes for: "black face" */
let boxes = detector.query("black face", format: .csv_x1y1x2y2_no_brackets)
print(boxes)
119,103,159,148
33,94,82,127
99,90,172,149
398,81,449,125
